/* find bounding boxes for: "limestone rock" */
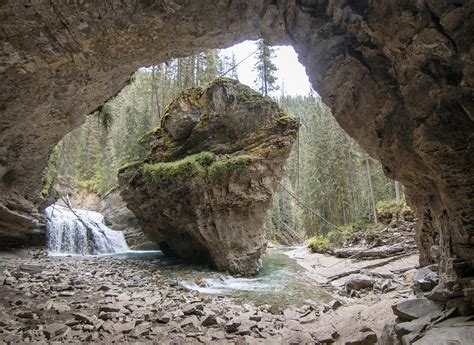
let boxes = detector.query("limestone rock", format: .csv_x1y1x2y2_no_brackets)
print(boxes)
392,299,443,321
345,275,375,293
44,323,69,339
0,0,472,302
98,190,157,250
119,79,298,274
413,265,439,292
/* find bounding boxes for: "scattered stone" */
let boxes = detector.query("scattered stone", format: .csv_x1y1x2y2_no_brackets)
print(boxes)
97,284,113,291
225,319,242,333
201,312,218,327
446,297,474,316
59,291,75,297
328,299,343,311
156,312,172,324
130,322,151,337
19,264,45,273
114,320,136,334
345,327,377,345
99,305,121,313
392,299,443,321
412,317,474,345
249,315,261,322
15,311,37,319
44,323,69,339
72,312,97,325
345,275,375,292
300,311,317,324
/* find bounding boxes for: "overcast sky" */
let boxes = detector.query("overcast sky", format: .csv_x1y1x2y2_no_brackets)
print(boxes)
220,40,312,97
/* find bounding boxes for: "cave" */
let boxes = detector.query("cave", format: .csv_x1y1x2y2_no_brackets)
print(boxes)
1,0,472,309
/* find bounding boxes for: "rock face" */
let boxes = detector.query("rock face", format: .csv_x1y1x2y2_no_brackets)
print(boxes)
98,190,157,250
0,1,472,302
118,78,298,274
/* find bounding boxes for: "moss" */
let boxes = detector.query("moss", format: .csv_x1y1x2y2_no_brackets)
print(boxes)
118,160,143,174
208,155,253,182
141,152,215,184
306,235,331,253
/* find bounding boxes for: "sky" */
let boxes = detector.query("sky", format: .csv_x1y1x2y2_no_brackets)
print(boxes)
220,40,312,97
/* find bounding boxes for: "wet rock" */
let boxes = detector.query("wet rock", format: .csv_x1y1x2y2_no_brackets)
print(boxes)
119,79,298,275
392,299,443,321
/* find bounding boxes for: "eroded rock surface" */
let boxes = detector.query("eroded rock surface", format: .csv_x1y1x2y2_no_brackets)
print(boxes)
98,190,157,250
119,78,298,274
0,1,473,304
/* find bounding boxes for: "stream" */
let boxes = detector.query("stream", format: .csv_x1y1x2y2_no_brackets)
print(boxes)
45,203,331,308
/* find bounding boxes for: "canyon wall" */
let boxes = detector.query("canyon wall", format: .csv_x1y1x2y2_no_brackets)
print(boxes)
0,0,472,299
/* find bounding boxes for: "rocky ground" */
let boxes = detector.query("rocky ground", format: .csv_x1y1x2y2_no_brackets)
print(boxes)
0,249,331,344
1,239,472,344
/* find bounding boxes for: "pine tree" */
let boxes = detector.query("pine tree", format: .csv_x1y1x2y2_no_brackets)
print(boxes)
253,40,279,97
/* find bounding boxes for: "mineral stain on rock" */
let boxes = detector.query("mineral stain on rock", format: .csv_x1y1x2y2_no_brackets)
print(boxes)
119,78,298,274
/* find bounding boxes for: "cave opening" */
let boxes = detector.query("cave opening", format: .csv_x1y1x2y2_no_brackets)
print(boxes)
1,1,473,342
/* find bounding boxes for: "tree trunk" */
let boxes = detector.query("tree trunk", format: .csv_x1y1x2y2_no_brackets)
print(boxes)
366,158,378,223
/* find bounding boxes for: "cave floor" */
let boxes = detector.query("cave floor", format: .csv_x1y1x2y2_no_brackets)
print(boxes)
0,247,423,344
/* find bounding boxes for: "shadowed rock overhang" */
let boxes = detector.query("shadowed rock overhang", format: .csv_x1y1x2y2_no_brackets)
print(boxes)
0,1,472,302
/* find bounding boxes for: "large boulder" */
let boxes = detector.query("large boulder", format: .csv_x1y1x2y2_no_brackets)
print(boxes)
118,78,298,274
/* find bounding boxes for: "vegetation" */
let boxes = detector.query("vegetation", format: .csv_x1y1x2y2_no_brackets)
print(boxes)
43,42,408,247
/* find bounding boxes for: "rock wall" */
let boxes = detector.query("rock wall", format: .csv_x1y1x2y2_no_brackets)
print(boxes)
119,79,298,274
97,190,158,250
0,1,472,299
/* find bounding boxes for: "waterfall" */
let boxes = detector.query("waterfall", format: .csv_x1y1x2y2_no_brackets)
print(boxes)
45,204,129,255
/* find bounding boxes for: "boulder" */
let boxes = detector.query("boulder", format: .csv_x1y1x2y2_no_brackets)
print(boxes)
392,299,443,321
345,275,376,293
44,323,69,339
119,78,298,274
413,265,439,292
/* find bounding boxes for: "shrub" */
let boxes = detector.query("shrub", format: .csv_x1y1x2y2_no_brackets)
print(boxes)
306,235,331,253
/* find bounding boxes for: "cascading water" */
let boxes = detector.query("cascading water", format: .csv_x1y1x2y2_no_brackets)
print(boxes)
45,204,129,255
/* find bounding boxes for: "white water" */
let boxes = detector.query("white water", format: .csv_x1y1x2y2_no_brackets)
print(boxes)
45,204,129,255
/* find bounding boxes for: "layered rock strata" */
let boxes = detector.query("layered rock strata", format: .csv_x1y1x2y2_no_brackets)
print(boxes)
0,1,472,303
119,78,298,274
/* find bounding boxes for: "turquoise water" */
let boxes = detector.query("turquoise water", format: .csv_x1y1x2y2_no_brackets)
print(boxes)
106,248,331,307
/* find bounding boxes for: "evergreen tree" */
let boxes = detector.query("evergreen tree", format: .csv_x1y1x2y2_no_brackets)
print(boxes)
253,40,279,97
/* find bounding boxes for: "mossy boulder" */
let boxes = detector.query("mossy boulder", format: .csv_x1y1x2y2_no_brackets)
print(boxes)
119,78,298,275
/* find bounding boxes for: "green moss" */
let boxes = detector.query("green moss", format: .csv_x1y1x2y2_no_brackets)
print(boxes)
118,160,143,174
141,152,216,184
306,235,331,253
208,155,253,182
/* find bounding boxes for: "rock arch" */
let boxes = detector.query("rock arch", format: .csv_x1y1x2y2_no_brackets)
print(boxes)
1,1,472,299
